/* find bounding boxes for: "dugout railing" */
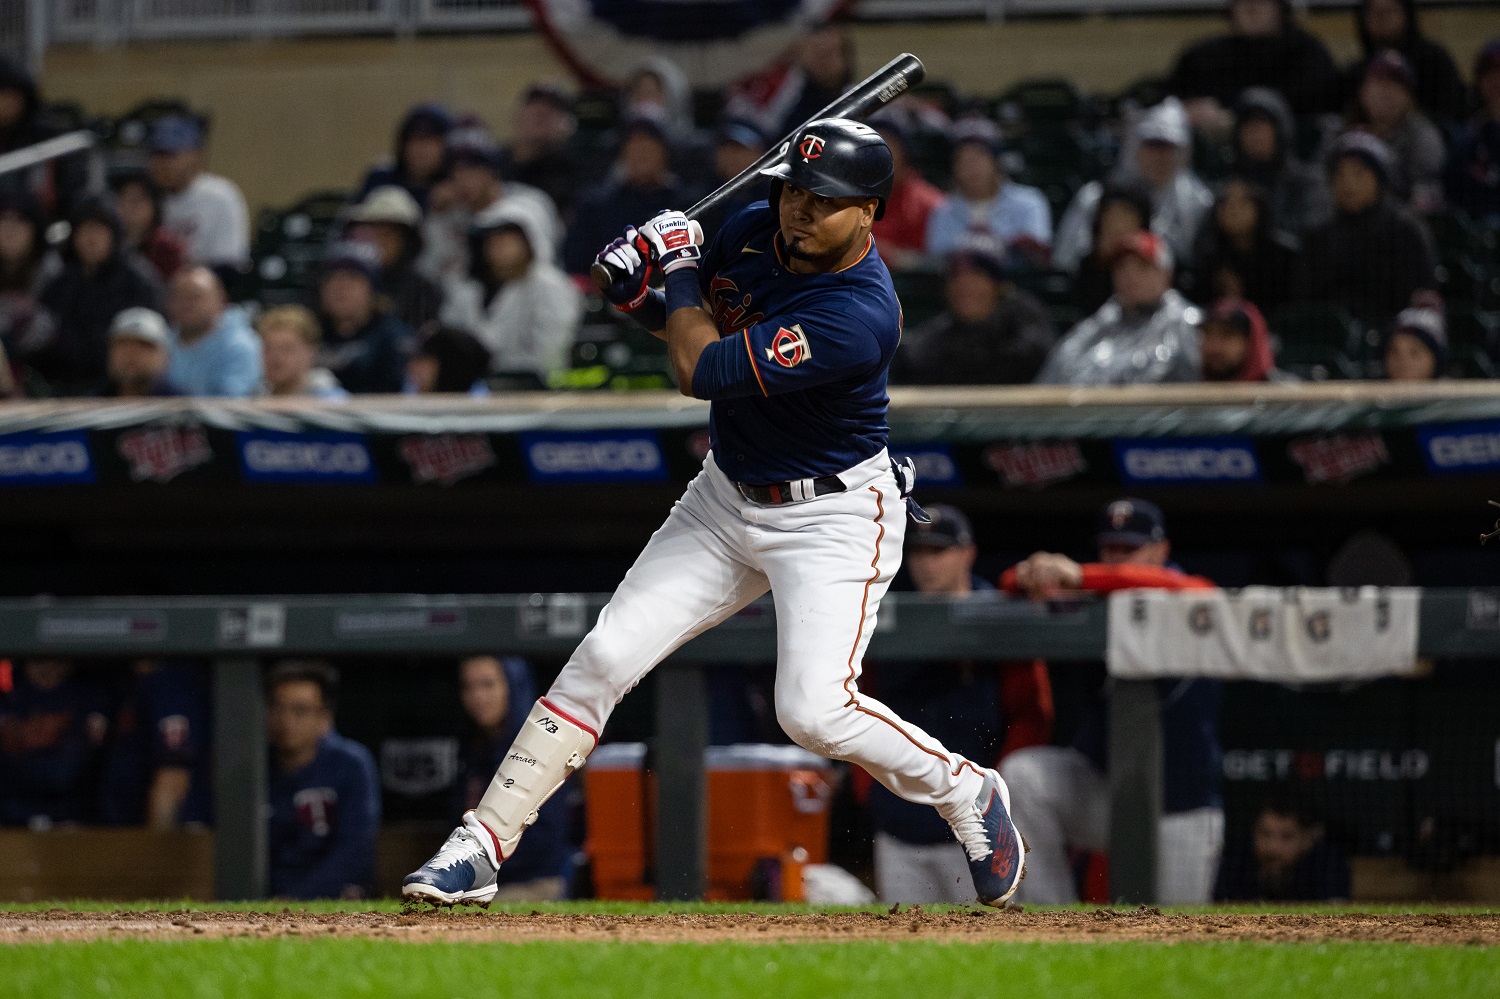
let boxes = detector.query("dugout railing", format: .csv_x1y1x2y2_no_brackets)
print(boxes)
0,588,1495,904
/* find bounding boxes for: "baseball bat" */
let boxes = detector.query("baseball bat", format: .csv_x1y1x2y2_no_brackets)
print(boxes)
590,51,926,291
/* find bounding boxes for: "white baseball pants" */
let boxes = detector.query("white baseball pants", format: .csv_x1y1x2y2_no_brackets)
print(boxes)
1000,745,1224,905
546,449,988,821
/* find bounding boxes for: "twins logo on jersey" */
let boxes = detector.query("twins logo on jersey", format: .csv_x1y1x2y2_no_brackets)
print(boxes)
799,135,824,161
709,275,764,334
293,786,339,837
766,324,813,368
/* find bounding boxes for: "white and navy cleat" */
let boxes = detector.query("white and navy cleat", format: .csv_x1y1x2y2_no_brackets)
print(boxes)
959,770,1027,907
402,811,500,906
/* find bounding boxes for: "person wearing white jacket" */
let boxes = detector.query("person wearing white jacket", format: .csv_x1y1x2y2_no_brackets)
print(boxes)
440,200,581,382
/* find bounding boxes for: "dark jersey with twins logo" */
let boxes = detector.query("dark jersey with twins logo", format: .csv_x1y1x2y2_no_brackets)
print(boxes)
267,731,380,899
689,201,903,485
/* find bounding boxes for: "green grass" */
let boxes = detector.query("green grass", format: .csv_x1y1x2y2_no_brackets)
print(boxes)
2,938,1495,999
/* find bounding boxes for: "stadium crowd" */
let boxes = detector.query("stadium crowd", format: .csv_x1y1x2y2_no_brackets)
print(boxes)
0,2,1495,399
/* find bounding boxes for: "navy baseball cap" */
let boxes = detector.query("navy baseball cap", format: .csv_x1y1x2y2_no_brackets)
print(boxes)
1097,498,1166,548
322,240,382,283
907,504,975,550
149,114,204,153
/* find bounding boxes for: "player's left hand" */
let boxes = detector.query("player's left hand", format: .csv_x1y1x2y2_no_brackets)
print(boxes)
1011,552,1084,600
640,210,704,275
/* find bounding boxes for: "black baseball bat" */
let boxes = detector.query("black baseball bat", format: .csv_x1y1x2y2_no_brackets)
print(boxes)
590,51,926,291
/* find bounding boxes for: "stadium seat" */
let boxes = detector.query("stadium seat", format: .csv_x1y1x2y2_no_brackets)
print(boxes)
251,190,352,307
1447,308,1500,378
1269,303,1367,379
996,78,1083,130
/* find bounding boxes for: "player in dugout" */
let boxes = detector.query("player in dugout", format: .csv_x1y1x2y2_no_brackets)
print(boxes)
998,498,1226,905
402,119,1026,910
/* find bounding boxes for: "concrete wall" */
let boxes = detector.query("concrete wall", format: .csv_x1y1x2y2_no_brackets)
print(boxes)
40,11,1499,214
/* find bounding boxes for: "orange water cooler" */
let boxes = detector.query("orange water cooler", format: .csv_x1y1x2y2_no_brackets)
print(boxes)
583,743,833,901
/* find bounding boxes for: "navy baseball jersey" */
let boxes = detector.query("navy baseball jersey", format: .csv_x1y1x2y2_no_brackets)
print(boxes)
268,731,380,900
689,201,902,484
99,661,212,826
0,670,110,825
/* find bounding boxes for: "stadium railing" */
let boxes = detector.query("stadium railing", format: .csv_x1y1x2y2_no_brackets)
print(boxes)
0,589,1493,904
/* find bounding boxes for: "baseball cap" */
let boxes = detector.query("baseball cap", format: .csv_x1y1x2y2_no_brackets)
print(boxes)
1199,298,1254,336
1389,305,1449,368
322,240,383,283
1110,230,1173,272
345,185,422,228
948,231,1009,283
447,119,501,170
619,109,672,149
110,307,172,350
1327,130,1394,187
949,116,1004,157
148,114,204,153
1364,49,1416,91
907,504,975,550
716,118,767,152
522,83,574,115
1097,498,1166,548
1134,97,1190,148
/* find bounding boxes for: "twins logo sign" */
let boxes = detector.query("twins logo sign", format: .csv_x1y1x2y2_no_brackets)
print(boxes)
766,324,813,368
799,134,824,160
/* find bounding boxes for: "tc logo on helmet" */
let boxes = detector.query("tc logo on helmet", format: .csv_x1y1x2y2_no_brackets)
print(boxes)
798,135,825,161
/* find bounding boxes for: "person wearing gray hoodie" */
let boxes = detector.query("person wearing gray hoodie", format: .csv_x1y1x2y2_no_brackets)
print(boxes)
1054,98,1214,275
440,200,581,381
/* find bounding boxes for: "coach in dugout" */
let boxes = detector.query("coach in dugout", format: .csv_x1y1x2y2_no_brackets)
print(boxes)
998,498,1225,905
265,661,380,900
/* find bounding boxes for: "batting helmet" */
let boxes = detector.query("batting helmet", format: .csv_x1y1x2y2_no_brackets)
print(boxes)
760,118,895,220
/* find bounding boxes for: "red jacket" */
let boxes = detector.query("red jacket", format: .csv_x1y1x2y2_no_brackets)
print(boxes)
872,172,944,257
1000,562,1216,594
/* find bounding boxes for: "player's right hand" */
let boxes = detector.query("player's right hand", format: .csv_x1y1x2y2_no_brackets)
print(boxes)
595,226,655,312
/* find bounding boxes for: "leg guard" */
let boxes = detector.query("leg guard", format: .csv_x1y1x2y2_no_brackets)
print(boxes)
472,698,596,868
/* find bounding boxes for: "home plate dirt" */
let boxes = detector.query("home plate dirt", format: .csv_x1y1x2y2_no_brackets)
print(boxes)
1,908,1497,945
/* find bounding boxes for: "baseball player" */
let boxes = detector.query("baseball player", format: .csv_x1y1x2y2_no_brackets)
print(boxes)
403,118,1025,907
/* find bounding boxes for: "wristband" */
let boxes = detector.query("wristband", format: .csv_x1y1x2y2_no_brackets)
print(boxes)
664,269,701,317
629,289,668,332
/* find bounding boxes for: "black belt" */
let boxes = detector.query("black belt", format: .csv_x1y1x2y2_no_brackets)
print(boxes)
735,474,846,505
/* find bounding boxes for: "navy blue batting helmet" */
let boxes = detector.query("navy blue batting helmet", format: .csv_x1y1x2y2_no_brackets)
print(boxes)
760,118,894,220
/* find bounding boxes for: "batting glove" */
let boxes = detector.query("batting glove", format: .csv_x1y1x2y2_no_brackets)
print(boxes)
640,210,704,275
595,226,656,312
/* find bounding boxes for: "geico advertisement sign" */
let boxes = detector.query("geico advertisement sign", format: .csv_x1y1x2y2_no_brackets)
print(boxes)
0,432,96,484
1115,437,1261,484
522,431,666,483
1419,420,1500,475
237,431,375,483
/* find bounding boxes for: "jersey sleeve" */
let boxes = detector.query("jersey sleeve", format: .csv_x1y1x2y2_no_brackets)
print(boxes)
691,303,884,400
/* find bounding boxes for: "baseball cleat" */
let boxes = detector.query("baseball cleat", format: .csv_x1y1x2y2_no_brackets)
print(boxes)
958,770,1027,907
402,811,500,906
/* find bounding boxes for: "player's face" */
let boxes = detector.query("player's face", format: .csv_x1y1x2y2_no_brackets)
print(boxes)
460,656,511,731
1098,539,1170,566
906,544,976,594
778,183,876,270
266,680,332,757
1253,811,1313,871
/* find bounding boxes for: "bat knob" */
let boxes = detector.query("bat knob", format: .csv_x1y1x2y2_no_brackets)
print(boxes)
590,261,619,292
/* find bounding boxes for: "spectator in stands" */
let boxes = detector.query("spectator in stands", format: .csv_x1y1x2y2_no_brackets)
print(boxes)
317,241,415,394
455,655,573,901
1197,298,1288,382
1036,232,1202,385
925,118,1052,264
406,326,492,395
0,56,91,219
0,658,110,827
0,189,53,384
564,112,692,275
500,84,580,214
266,660,379,901
344,185,443,336
1070,183,1154,316
1215,799,1350,902
866,505,1052,904
356,102,453,211
98,660,211,828
443,201,580,382
1054,98,1213,275
870,118,944,270
100,308,180,398
709,119,771,223
1350,51,1447,210
896,234,1054,385
148,114,250,271
1445,41,1500,223
726,23,856,143
622,57,697,140
33,197,161,395
1184,178,1300,314
255,304,347,400
1168,0,1340,126
419,119,561,286
110,169,187,284
1382,304,1447,380
1231,88,1331,235
1001,499,1225,905
1344,0,1468,124
1300,131,1437,331
166,266,261,398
